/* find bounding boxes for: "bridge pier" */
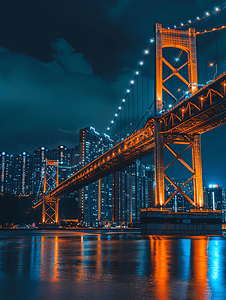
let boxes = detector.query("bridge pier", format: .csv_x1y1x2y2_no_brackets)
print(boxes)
192,134,204,208
41,198,59,224
42,196,46,223
154,120,165,207
144,124,221,235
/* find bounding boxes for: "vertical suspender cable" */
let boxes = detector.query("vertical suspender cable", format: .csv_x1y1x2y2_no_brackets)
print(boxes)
147,52,149,121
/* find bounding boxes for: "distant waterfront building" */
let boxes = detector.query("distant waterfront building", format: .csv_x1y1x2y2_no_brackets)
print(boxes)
112,162,154,223
78,127,114,221
50,145,72,183
14,152,33,195
206,184,223,210
32,147,49,194
70,145,80,174
0,126,155,222
165,178,193,211
0,152,14,194
77,126,154,223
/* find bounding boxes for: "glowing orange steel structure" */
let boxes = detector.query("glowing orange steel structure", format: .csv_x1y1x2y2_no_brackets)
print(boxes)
154,23,203,208
32,24,226,222
155,23,198,114
42,160,59,224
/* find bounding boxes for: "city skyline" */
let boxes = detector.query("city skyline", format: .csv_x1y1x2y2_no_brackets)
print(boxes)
1,132,226,190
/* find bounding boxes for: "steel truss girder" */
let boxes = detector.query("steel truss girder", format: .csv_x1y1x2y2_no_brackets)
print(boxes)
160,79,226,133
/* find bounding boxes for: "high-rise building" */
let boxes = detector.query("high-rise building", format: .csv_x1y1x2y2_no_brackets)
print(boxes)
13,152,33,195
206,184,223,210
0,152,14,194
111,162,154,223
165,178,193,211
78,127,114,221
78,126,154,223
70,146,80,174
0,126,155,222
50,145,72,183
32,147,49,194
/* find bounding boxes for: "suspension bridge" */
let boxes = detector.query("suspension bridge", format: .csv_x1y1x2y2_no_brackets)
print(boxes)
32,4,226,233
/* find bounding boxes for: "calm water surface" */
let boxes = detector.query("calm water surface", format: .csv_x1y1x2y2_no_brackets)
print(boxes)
0,230,226,300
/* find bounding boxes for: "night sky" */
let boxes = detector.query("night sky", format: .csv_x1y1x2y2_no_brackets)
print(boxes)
0,0,226,188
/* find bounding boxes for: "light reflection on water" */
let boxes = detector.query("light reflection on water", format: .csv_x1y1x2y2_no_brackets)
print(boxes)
0,231,226,299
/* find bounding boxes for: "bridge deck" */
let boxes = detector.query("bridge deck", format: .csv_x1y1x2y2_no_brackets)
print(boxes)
33,73,226,208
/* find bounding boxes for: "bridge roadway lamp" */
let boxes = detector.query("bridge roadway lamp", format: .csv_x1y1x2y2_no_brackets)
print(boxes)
209,63,217,79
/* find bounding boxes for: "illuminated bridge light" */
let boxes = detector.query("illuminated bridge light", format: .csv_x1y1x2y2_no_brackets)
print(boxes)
215,7,219,12
131,80,134,84
209,184,218,188
136,71,139,75
144,50,149,54
206,12,210,16
127,89,130,93
150,39,154,43
188,20,192,23
119,106,121,110
122,99,126,102
139,61,143,65
111,120,114,124
115,114,118,117
107,127,110,130
197,16,200,20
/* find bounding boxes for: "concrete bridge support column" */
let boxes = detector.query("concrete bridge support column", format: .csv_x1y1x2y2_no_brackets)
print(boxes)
192,134,204,208
154,121,165,207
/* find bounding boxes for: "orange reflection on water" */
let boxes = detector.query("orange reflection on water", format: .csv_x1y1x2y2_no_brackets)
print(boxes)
52,236,59,282
76,235,84,282
96,235,102,278
190,237,210,299
40,236,45,278
150,237,170,300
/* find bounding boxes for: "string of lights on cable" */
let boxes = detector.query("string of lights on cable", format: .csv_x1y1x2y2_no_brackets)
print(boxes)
105,2,226,139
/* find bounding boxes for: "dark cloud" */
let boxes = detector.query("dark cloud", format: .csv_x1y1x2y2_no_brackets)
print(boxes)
0,40,120,153
51,38,93,74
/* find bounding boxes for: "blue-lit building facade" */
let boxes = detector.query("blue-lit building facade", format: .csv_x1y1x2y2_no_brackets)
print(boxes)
0,146,79,196
78,127,114,221
206,184,223,210
0,151,32,195
0,126,155,223
78,126,154,223
165,178,194,211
